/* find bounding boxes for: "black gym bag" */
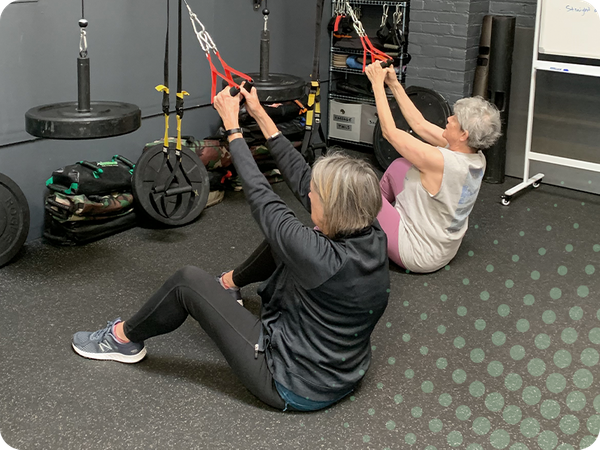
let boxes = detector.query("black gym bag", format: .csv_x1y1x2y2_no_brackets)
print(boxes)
43,211,137,246
46,155,135,196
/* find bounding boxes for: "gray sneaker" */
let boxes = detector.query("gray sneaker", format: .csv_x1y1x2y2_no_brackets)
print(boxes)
72,319,146,364
216,272,243,306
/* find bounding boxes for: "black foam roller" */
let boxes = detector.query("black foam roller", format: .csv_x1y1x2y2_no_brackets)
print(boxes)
483,15,516,184
472,15,493,99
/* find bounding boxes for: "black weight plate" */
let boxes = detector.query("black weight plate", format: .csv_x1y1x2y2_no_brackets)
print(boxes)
25,101,141,139
224,73,307,103
0,174,30,267
373,86,452,170
132,144,210,226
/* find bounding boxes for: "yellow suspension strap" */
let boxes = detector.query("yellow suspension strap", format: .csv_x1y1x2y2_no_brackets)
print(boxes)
300,0,327,165
156,85,170,149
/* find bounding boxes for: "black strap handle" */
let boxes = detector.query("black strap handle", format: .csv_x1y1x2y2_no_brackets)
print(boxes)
78,161,101,172
113,155,135,169
229,81,254,106
46,197,71,213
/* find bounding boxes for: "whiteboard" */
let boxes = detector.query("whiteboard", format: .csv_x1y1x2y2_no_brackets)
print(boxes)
539,0,600,60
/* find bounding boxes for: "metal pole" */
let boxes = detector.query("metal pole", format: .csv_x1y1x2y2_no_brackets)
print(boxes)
259,8,270,82
77,14,90,113
77,57,91,112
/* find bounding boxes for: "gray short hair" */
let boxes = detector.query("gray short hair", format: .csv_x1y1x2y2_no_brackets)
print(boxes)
311,152,382,238
454,96,502,149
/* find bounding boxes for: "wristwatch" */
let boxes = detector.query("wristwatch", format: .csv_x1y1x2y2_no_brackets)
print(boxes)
225,127,243,137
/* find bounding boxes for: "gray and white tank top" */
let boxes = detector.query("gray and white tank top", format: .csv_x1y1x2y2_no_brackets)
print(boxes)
395,147,486,272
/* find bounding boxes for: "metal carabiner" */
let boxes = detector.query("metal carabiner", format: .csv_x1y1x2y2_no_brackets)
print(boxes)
202,31,218,54
393,5,402,25
380,4,389,28
346,2,365,37
79,28,88,58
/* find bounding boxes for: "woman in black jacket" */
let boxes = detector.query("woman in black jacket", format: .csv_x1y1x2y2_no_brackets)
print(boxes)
71,85,390,412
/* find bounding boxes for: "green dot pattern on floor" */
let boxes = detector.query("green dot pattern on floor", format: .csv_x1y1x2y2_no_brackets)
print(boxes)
323,184,600,450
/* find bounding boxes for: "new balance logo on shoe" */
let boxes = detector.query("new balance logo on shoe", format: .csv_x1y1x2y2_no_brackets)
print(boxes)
99,341,113,352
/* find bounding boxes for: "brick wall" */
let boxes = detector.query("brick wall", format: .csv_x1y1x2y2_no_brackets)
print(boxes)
489,0,537,28
406,0,536,105
407,0,473,105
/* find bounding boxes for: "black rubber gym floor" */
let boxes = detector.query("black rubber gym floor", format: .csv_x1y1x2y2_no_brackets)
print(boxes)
0,166,599,450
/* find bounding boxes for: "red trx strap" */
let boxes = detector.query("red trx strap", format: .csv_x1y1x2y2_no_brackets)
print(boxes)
332,0,346,32
359,35,392,72
207,52,253,100
184,0,253,102
345,1,393,72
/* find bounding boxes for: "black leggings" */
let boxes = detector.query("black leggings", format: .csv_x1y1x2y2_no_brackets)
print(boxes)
123,259,284,410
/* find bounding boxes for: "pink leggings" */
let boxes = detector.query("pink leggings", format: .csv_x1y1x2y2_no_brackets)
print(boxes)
377,158,412,268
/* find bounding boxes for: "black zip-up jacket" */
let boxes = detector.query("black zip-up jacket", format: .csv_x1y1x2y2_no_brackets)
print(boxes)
229,134,390,402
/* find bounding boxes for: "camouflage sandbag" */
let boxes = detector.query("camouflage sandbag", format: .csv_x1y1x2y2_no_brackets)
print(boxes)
143,136,232,170
45,192,134,222
249,144,271,162
195,139,232,170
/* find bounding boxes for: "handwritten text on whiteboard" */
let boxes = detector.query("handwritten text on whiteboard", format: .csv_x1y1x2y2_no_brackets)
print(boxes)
565,5,591,16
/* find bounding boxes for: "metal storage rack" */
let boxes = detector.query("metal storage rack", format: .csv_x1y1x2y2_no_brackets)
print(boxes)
327,0,410,147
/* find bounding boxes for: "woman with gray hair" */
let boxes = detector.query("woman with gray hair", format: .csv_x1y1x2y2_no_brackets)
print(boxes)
71,84,390,412
366,61,501,273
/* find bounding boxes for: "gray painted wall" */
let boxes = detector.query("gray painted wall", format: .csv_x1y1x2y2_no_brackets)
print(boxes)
0,0,330,240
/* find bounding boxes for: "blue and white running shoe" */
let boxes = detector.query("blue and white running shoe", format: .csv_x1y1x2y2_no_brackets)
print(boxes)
72,318,146,363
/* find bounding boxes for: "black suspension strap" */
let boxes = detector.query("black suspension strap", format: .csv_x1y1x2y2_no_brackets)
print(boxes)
175,0,187,149
152,0,195,220
156,0,170,148
300,0,327,165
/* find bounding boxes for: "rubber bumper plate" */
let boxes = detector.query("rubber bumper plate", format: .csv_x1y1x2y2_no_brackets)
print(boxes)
132,144,210,226
373,86,452,170
25,101,141,140
0,174,30,267
224,74,307,103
